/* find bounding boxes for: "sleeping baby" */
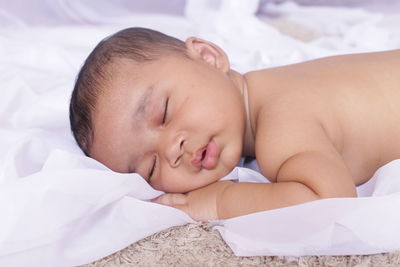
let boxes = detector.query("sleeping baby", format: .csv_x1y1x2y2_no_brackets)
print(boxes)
69,27,400,221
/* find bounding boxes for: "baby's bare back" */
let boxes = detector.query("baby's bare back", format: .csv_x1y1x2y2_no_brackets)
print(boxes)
249,49,400,186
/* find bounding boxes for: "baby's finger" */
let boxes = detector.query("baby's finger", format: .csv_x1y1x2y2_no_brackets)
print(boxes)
151,193,187,206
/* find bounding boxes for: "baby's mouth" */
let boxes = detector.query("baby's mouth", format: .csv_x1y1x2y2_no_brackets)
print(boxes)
191,140,219,170
201,149,207,161
191,146,206,168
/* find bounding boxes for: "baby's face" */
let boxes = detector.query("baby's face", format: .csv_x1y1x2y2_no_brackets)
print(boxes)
90,54,246,193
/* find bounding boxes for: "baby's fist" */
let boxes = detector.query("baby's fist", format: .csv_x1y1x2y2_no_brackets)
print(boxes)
151,181,233,221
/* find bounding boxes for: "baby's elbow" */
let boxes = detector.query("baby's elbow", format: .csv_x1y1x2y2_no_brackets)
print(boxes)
345,188,358,198
317,187,358,199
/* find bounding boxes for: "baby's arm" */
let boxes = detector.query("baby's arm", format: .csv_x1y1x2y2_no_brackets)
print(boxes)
217,150,357,219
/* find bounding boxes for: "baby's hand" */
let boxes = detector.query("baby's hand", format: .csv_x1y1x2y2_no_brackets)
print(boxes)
151,180,233,221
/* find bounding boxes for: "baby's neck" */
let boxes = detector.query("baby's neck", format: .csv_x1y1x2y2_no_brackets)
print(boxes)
228,70,255,157
242,79,255,156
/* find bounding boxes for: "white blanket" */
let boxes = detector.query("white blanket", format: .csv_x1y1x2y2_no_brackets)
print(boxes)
1,0,400,266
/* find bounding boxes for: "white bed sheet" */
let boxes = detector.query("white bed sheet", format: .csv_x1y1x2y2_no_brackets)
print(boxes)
1,0,400,266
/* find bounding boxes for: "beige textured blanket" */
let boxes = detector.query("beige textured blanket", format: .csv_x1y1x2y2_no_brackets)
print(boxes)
81,223,400,266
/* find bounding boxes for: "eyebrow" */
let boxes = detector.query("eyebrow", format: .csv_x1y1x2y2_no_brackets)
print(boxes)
134,85,154,119
129,86,155,173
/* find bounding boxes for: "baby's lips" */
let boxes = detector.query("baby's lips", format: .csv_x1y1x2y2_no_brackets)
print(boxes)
201,139,219,170
191,157,202,168
191,146,207,168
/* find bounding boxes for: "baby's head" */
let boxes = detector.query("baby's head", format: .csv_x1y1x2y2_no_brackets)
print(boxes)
70,27,247,193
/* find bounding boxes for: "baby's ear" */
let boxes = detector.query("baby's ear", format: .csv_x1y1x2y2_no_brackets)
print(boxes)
185,37,230,73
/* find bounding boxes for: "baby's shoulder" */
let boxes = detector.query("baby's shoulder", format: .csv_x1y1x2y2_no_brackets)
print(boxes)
254,101,336,181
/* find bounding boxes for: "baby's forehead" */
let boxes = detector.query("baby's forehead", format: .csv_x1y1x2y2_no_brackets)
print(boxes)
104,59,161,94
96,61,154,112
106,58,156,86
101,54,190,105
102,60,142,92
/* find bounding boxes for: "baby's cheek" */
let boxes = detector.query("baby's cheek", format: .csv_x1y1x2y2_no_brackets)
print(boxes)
155,169,192,193
219,148,241,172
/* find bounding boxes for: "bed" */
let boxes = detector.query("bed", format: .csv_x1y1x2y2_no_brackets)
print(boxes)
1,0,400,266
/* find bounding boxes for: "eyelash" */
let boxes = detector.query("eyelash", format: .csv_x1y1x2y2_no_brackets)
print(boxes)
149,98,169,179
162,98,169,124
148,155,156,179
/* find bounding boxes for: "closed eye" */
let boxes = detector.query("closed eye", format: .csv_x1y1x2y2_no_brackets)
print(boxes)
148,155,156,179
162,98,169,124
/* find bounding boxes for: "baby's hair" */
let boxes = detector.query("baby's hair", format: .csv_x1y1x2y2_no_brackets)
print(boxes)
69,27,186,156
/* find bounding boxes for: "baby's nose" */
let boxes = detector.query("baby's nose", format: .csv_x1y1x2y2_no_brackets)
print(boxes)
165,134,185,168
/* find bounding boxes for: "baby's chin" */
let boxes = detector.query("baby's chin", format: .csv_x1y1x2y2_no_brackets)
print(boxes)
188,161,238,191
161,166,234,194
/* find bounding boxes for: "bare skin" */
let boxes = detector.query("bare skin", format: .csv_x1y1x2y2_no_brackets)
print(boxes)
90,37,400,221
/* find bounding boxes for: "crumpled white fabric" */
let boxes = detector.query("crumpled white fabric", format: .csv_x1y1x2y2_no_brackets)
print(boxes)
0,149,195,267
216,161,400,256
1,0,400,266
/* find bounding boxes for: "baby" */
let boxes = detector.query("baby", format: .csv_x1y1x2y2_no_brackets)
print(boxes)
70,27,400,221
